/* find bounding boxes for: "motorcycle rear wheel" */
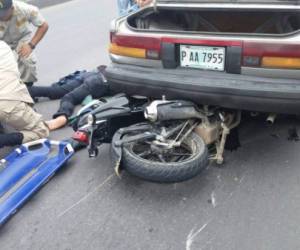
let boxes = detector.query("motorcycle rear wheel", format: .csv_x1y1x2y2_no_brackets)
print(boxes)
119,130,209,183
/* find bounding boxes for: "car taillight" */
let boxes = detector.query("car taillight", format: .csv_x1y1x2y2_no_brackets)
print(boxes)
109,43,146,59
262,57,300,69
243,42,300,70
109,32,161,60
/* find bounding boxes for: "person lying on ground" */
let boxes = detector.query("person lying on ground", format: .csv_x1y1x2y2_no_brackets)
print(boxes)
117,0,153,16
28,66,110,131
0,40,49,148
0,0,49,86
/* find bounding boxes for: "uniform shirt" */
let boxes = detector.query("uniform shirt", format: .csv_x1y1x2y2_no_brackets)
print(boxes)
0,1,45,49
0,41,33,103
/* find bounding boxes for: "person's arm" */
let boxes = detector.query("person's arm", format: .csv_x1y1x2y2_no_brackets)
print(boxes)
18,3,48,58
135,0,153,8
19,22,48,58
30,22,49,49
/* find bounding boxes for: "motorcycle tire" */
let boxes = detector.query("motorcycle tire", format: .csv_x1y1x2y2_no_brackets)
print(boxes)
114,131,209,183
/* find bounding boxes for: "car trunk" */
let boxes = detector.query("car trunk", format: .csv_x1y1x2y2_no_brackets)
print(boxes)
110,1,300,77
128,6,300,35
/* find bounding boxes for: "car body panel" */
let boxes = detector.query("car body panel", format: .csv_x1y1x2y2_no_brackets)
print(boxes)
108,2,300,114
107,64,300,114
112,15,300,78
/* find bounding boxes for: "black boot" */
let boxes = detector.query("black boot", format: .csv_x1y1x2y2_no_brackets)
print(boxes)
0,133,24,148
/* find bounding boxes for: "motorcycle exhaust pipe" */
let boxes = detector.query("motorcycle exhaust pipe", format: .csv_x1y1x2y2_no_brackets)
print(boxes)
266,113,277,125
145,100,204,122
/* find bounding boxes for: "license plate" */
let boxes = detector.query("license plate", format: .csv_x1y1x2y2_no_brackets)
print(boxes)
180,45,226,71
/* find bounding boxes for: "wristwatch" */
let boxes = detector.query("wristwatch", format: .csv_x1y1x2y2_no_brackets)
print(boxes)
28,42,36,50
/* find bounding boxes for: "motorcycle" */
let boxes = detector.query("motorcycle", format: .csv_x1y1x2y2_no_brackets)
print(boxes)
74,94,241,183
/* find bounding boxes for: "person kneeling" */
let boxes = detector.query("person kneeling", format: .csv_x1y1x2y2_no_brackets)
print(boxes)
0,41,49,148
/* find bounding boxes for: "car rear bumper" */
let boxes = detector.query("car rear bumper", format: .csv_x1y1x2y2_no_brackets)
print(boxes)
106,63,300,114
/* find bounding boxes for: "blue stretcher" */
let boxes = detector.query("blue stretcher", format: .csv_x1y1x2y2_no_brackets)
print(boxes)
0,139,74,226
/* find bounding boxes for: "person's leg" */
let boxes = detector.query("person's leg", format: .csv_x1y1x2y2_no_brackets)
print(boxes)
47,84,93,130
0,100,49,147
118,0,139,16
117,0,130,16
28,72,88,100
127,0,139,14
27,86,69,100
17,52,38,87
55,84,93,118
86,72,110,99
47,72,109,130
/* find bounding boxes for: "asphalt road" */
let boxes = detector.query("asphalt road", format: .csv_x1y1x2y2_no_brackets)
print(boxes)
1,1,300,249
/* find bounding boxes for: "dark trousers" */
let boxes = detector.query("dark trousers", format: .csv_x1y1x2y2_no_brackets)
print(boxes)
28,72,109,119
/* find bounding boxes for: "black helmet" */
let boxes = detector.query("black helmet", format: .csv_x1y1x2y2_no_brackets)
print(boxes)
0,0,13,19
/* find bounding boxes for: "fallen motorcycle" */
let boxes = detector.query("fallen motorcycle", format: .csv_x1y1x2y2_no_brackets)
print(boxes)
75,94,241,183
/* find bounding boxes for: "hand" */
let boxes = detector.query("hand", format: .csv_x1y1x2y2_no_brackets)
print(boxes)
135,0,153,8
18,43,33,58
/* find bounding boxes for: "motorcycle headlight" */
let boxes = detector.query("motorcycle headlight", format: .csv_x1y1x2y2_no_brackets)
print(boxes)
87,114,95,125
